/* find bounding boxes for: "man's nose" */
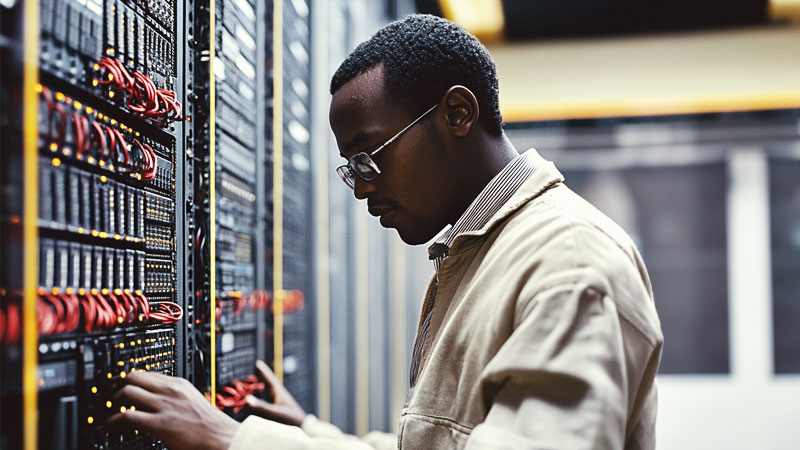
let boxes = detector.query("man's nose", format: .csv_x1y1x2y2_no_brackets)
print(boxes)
353,176,377,200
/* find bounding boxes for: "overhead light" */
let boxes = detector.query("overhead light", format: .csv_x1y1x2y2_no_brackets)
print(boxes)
438,0,505,42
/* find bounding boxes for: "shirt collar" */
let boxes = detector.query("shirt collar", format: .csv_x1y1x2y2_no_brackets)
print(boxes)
428,149,539,272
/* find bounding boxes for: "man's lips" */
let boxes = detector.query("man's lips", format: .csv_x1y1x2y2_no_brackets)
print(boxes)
367,203,395,217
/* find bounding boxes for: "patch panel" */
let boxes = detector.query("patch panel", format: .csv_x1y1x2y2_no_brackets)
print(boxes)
144,223,173,253
145,191,175,224
145,257,175,296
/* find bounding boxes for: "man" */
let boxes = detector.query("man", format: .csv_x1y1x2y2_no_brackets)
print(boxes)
110,14,663,449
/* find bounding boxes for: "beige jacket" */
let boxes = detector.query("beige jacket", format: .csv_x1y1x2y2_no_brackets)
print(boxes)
230,150,663,449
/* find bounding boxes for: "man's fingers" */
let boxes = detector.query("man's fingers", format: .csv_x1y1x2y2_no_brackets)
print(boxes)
245,395,291,420
107,409,160,434
254,359,279,385
124,370,176,394
245,394,278,415
112,384,163,412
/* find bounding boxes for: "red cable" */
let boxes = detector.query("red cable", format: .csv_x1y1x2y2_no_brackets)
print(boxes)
38,297,56,335
216,375,265,413
149,301,183,324
72,112,85,158
122,291,141,322
80,293,97,332
132,138,149,175
106,291,126,325
104,124,117,163
6,302,20,343
43,293,66,333
90,121,107,160
78,115,90,158
53,103,68,149
110,128,130,167
40,86,55,141
93,292,115,329
133,292,150,320
59,293,80,333
143,143,157,180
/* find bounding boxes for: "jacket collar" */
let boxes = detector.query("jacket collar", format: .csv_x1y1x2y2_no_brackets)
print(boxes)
446,148,564,255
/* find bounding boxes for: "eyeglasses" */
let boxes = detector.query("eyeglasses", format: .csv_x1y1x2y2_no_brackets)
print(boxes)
336,104,437,189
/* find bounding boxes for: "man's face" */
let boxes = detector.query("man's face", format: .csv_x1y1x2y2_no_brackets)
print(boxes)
329,65,455,245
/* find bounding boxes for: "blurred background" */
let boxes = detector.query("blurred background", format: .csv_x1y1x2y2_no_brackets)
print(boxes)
1,0,798,449
314,1,800,448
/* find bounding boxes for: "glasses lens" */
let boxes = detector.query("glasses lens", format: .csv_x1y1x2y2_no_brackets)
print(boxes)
336,166,355,189
351,153,379,181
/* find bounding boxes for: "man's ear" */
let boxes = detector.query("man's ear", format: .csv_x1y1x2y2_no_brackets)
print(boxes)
442,85,479,138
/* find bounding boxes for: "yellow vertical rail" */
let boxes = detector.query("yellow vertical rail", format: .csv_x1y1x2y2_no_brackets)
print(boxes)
209,0,217,405
312,0,331,422
272,0,284,382
22,0,40,449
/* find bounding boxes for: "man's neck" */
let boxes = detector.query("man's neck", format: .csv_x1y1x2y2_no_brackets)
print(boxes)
447,134,519,226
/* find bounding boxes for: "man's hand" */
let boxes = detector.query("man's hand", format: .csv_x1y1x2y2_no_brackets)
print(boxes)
108,371,240,450
244,359,306,427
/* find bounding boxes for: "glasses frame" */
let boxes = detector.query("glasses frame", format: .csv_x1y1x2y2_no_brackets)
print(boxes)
336,103,438,189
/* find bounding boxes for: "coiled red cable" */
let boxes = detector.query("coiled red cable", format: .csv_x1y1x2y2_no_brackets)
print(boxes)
215,375,265,413
93,57,183,125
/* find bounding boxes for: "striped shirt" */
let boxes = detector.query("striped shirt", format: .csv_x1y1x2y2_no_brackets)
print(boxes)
410,150,538,387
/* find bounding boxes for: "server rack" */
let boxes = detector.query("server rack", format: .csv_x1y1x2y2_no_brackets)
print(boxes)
2,0,190,448
268,0,317,414
0,0,283,448
202,0,270,417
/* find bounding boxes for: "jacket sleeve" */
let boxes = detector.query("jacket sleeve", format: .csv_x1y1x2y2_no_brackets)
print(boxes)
228,415,397,450
465,280,629,449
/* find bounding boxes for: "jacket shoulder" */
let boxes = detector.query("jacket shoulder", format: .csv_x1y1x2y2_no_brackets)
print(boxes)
491,183,662,343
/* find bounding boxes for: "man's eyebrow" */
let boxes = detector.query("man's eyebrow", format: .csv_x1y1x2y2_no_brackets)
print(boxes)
343,130,379,156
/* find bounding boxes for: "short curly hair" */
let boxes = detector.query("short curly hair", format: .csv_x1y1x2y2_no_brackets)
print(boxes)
330,14,503,136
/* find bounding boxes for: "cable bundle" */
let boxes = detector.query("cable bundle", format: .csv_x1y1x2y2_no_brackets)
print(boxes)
93,57,183,126
149,301,183,324
231,289,271,318
38,84,159,180
38,289,82,334
215,375,265,413
32,288,183,337
132,137,158,180
275,289,304,315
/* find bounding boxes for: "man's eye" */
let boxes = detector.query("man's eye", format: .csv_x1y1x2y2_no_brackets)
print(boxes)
369,142,387,155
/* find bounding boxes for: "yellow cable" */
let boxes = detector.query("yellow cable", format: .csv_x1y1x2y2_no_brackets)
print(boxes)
22,1,40,449
273,0,284,382
209,0,217,405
